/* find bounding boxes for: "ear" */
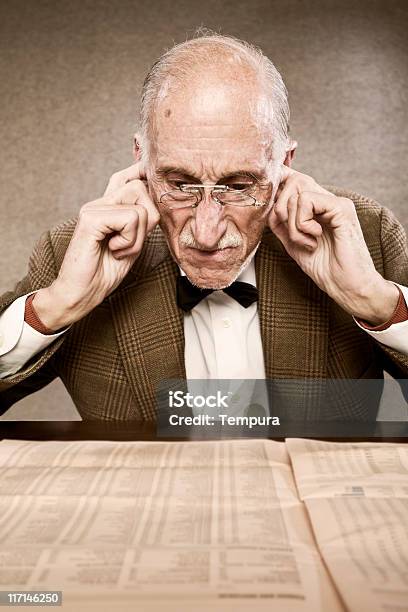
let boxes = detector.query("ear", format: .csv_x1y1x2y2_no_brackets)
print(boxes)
132,133,143,162
283,139,298,167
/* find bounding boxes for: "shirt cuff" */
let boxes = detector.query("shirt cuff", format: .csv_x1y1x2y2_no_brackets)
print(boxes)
356,285,408,330
354,283,408,356
24,293,57,334
0,292,68,379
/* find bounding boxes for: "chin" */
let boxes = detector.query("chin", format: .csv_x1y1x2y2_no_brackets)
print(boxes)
172,239,257,288
180,261,243,289
175,245,244,289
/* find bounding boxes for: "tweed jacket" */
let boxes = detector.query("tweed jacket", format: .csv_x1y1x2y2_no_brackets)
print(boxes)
1,187,407,420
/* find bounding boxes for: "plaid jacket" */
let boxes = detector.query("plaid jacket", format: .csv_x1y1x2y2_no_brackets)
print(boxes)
1,187,407,420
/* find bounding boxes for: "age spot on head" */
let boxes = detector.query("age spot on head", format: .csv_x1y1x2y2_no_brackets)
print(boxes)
164,109,171,118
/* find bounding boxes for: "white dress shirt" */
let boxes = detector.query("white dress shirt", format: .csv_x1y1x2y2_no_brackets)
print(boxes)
182,260,266,380
1,264,408,385
181,261,268,417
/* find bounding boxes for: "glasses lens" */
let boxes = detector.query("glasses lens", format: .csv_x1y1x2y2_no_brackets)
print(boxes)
161,190,198,209
217,190,256,207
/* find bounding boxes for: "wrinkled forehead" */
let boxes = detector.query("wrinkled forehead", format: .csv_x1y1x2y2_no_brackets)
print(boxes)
150,79,273,175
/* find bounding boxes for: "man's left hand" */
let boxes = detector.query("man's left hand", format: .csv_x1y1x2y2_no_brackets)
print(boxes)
268,166,399,325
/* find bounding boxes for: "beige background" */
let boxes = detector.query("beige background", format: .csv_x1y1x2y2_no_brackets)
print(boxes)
0,0,407,418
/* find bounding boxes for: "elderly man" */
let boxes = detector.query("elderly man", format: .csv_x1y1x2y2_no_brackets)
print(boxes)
0,34,407,419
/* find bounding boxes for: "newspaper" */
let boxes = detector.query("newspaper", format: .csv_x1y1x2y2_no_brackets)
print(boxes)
0,438,407,611
0,438,342,611
287,439,408,612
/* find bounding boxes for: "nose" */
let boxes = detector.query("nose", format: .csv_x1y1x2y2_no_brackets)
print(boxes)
189,190,228,250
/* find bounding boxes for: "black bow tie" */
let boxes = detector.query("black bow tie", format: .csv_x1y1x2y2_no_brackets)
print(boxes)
177,275,258,312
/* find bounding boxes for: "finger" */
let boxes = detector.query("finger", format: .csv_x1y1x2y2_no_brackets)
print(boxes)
115,180,160,233
278,164,295,184
276,162,330,194
95,182,159,235
268,209,291,249
296,193,324,238
100,208,140,252
122,181,160,233
278,164,332,195
274,171,331,223
267,206,280,231
83,180,160,235
273,179,294,222
108,227,137,252
272,165,294,209
273,182,284,204
287,195,318,249
114,205,148,258
104,162,147,196
296,191,356,230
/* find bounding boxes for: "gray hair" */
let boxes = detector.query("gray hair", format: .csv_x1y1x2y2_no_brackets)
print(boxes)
139,32,290,170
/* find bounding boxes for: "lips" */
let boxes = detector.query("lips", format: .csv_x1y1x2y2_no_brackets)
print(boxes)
185,246,237,263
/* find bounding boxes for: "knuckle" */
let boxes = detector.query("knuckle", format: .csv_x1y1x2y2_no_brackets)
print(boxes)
151,209,160,224
297,191,309,205
127,208,140,223
103,197,115,207
126,177,143,189
338,197,356,216
341,197,354,208
298,173,314,186
118,181,142,201
136,204,148,218
288,222,299,236
275,205,288,221
288,194,298,207
124,178,140,191
297,191,314,208
273,205,284,220
79,203,93,219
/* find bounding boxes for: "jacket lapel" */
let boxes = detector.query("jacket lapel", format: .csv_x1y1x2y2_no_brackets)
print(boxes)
109,230,186,420
256,229,329,380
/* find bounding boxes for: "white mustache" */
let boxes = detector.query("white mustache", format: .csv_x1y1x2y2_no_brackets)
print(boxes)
179,226,243,250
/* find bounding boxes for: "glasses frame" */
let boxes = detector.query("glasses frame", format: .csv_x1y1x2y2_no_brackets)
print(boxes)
159,183,270,210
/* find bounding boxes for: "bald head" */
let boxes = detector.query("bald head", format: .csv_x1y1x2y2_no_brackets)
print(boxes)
140,33,290,171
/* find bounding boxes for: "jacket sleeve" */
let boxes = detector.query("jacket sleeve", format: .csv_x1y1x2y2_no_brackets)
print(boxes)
0,229,66,407
376,205,408,377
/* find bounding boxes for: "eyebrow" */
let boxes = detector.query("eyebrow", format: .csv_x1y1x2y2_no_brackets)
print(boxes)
155,166,265,183
156,167,199,182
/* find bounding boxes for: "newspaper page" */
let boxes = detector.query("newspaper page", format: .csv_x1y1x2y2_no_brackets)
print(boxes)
287,439,408,612
0,438,342,612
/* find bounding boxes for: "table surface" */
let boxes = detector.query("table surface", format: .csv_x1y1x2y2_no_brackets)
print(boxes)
0,420,407,442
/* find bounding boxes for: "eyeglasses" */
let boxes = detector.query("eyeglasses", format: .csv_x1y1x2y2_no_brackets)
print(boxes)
159,183,270,210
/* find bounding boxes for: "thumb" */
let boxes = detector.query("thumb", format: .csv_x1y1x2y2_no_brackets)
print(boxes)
104,161,147,197
268,207,290,246
116,180,160,233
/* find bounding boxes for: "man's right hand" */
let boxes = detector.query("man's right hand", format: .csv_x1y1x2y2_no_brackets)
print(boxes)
32,163,160,331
